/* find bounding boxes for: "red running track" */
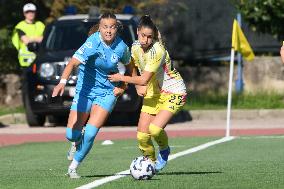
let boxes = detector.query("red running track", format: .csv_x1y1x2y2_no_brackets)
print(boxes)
1,128,284,147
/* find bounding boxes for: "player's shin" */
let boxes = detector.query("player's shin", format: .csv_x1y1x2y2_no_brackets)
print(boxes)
73,123,99,162
149,123,170,171
66,128,84,161
137,131,156,161
149,123,168,150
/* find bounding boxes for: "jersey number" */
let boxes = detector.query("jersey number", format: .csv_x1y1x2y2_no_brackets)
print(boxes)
169,95,183,105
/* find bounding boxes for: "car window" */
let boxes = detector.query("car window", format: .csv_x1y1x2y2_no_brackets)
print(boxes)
120,23,136,47
45,21,135,51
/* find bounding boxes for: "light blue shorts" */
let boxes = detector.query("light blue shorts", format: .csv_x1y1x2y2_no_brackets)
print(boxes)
70,92,117,113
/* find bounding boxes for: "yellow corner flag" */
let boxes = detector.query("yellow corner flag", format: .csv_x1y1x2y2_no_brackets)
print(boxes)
232,19,255,61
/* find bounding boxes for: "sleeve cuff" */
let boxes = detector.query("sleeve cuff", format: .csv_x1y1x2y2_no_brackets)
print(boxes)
73,54,86,64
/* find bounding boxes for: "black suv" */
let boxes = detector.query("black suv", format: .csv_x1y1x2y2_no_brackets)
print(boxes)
23,14,142,126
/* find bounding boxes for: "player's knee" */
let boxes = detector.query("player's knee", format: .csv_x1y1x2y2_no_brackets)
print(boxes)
149,123,163,138
84,124,99,142
137,131,151,144
65,128,81,142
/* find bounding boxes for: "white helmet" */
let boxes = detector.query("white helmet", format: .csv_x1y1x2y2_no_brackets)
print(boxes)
23,3,37,12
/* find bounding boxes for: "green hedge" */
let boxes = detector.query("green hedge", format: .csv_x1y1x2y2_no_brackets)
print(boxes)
184,92,284,110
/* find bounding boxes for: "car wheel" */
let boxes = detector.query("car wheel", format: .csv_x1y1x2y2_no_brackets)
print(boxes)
24,94,45,127
47,115,67,126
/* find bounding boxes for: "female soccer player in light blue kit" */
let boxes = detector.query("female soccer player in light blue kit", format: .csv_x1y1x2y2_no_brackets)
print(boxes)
52,13,130,178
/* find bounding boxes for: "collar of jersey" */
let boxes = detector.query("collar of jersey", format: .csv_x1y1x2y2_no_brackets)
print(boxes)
98,32,118,50
136,40,155,53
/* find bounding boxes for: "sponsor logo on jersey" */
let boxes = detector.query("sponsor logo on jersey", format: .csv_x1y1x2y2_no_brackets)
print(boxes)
97,51,106,59
111,53,118,63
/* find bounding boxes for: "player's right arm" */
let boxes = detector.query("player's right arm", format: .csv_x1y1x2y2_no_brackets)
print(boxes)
52,33,97,97
52,58,81,97
280,41,284,64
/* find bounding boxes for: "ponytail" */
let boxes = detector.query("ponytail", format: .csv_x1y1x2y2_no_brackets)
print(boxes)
88,24,99,36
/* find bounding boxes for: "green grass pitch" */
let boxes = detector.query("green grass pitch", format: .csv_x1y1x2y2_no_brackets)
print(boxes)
1,136,284,189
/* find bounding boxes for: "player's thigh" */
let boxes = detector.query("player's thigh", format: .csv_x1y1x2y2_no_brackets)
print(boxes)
137,112,155,133
67,110,89,130
151,93,186,129
87,93,117,128
87,105,110,128
67,93,93,130
151,110,174,129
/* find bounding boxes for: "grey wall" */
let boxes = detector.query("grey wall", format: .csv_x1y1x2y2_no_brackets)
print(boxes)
178,56,284,94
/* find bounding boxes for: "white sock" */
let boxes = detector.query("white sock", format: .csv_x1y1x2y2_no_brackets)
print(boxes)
69,159,80,170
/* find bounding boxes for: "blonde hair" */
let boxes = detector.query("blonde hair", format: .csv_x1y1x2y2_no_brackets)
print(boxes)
88,24,99,36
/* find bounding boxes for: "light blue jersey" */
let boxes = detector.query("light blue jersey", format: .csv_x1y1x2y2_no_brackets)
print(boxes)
73,32,130,97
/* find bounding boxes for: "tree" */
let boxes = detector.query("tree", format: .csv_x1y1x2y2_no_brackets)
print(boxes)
46,0,134,23
0,0,184,73
233,0,284,39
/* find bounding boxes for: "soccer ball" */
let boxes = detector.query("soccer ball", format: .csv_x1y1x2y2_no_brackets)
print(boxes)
130,156,156,180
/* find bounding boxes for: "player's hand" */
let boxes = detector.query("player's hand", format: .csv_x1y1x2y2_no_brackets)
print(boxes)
113,86,125,97
52,83,65,97
108,73,123,82
135,85,147,97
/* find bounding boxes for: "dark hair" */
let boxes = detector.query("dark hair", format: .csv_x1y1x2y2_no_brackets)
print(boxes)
100,12,116,21
88,12,118,36
138,15,159,40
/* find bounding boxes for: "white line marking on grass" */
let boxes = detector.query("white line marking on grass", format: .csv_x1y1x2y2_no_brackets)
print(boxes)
168,136,235,161
75,136,236,189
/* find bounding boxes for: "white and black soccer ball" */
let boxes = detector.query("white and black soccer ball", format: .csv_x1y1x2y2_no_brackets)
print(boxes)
130,156,156,180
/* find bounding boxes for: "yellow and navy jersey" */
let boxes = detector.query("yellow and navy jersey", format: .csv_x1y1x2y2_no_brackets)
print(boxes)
131,40,186,97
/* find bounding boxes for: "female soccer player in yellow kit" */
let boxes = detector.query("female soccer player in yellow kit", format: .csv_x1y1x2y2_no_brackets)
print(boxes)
108,15,187,172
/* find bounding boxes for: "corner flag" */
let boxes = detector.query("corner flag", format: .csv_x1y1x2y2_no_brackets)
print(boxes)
232,19,255,61
226,19,255,137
